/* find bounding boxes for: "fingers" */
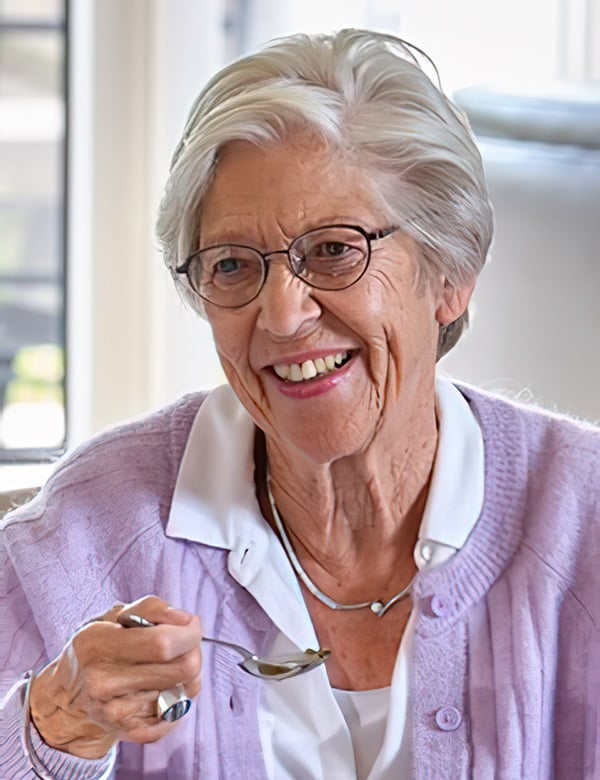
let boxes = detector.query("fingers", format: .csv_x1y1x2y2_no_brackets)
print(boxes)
118,596,196,628
71,596,203,715
31,596,202,757
72,600,202,666
93,596,194,630
76,650,203,702
66,687,181,746
73,622,201,665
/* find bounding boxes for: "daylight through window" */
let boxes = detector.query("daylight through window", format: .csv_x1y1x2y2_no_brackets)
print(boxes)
0,0,67,460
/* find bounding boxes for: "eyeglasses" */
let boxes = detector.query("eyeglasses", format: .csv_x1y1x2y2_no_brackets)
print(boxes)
175,223,402,309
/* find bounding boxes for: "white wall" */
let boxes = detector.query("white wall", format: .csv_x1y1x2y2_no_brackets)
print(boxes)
68,0,226,445
440,138,600,422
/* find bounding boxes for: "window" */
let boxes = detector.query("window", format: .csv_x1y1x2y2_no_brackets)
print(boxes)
3,0,594,469
0,0,67,460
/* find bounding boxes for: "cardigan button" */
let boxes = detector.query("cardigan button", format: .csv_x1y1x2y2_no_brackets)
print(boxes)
435,706,462,731
430,594,452,618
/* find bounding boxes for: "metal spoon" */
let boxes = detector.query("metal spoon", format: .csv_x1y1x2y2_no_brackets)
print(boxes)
118,613,331,680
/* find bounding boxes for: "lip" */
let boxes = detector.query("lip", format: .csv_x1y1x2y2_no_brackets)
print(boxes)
264,350,357,399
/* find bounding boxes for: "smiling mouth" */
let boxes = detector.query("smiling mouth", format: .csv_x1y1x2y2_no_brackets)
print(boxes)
272,350,354,382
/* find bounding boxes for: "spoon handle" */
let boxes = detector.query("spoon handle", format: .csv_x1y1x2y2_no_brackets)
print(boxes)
118,614,154,628
201,636,253,660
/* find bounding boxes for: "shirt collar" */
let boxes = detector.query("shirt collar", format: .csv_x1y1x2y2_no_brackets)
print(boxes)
166,378,484,574
165,384,270,577
413,378,484,569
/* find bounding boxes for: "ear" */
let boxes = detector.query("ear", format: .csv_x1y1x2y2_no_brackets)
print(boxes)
435,276,476,326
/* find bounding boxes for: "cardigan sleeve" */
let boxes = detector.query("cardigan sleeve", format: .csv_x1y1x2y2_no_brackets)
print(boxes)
0,546,115,780
0,394,203,778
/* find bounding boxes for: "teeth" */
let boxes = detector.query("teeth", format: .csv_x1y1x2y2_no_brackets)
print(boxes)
273,351,351,383
289,364,303,382
301,360,317,380
274,364,290,379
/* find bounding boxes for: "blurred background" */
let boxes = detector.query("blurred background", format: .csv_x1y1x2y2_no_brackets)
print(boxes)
0,0,599,488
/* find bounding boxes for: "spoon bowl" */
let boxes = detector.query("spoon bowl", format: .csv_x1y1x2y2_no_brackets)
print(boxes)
202,636,330,680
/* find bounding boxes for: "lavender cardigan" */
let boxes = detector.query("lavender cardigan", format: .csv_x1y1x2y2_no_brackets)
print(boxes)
1,386,599,779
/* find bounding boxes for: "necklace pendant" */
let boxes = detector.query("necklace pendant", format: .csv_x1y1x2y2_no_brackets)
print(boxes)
370,601,384,615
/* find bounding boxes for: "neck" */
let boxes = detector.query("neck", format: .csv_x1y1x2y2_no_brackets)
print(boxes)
257,391,438,598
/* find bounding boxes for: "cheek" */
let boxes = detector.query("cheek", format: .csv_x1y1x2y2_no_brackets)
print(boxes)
207,312,277,430
362,273,439,372
208,314,254,379
211,325,271,426
215,335,245,366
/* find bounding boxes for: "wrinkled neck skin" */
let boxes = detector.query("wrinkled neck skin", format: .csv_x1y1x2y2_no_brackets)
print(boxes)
265,374,438,594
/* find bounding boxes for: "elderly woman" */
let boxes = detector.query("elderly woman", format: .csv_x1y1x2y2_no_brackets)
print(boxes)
2,29,599,780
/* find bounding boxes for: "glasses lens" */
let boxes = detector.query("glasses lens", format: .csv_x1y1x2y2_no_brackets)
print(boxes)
189,245,264,307
291,226,368,289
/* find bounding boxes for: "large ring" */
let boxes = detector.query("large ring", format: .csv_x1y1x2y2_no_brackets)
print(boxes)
156,684,192,722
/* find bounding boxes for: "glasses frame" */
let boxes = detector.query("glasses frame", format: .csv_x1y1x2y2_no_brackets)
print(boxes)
175,223,402,309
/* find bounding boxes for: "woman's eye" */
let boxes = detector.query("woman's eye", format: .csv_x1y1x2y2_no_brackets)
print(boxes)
315,242,351,257
214,258,242,275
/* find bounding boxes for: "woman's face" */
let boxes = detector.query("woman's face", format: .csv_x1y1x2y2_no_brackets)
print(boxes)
200,133,471,464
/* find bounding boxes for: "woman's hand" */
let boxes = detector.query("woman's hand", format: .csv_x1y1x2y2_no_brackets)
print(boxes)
28,596,202,759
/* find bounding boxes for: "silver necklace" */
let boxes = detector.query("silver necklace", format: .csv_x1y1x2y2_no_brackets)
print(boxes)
266,472,415,618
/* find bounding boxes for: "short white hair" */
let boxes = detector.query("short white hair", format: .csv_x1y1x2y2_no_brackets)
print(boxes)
156,29,493,357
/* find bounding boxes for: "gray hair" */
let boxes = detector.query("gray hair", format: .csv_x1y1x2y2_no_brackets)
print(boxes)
156,28,493,358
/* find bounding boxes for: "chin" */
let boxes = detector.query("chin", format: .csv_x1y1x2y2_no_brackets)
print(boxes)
272,421,373,465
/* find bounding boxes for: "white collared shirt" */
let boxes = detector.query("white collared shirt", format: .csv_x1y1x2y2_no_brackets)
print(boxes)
166,378,484,779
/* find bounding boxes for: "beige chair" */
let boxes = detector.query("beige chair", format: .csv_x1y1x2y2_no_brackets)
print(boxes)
0,486,40,519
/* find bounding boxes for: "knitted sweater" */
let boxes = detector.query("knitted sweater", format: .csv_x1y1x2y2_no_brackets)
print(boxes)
1,385,599,779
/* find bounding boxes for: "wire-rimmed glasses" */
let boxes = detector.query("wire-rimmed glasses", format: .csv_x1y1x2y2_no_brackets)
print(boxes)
175,224,401,309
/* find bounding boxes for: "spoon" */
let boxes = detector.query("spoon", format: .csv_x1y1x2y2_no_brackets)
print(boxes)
118,613,331,680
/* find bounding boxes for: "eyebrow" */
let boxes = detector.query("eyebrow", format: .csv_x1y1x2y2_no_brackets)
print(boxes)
200,217,376,248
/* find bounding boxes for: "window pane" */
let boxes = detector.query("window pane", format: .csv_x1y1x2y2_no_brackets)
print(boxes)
0,30,63,96
0,11,66,456
0,0,64,24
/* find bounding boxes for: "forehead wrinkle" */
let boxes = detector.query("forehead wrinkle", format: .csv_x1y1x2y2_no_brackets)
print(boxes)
201,215,273,248
201,212,305,251
199,132,390,248
203,207,381,250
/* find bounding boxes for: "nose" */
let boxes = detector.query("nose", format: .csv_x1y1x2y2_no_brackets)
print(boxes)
256,253,321,339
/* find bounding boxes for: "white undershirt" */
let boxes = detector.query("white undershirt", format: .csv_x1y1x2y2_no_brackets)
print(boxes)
334,687,391,780
166,377,484,779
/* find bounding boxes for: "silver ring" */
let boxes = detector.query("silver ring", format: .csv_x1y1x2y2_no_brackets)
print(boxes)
156,683,192,722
